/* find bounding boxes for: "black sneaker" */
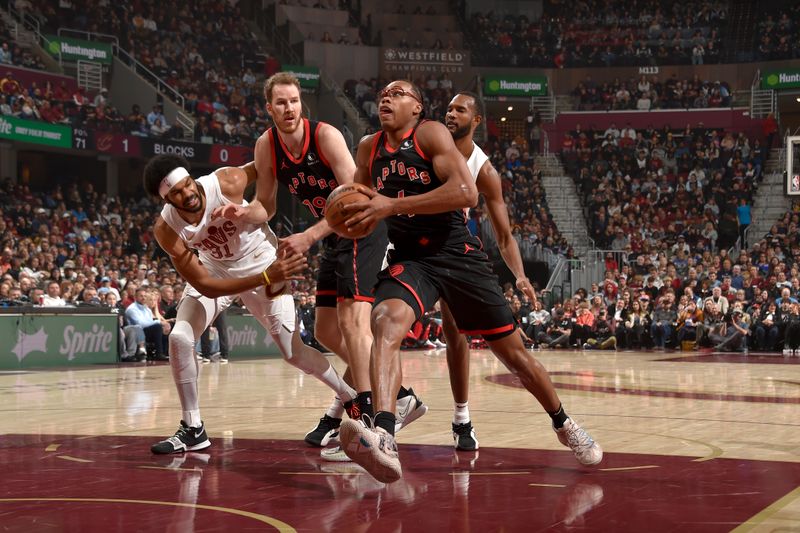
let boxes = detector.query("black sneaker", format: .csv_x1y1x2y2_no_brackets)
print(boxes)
304,414,341,447
151,420,211,454
452,422,479,451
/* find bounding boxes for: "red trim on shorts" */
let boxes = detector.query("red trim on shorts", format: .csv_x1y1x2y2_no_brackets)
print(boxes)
314,122,332,168
412,120,431,161
459,323,515,336
390,271,424,316
368,133,382,178
337,295,375,303
277,118,311,164
352,239,360,297
316,290,337,296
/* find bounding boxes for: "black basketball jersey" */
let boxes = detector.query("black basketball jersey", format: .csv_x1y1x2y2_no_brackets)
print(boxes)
270,118,340,220
369,120,472,253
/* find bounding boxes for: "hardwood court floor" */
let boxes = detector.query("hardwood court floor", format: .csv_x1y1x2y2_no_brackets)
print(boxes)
0,348,799,532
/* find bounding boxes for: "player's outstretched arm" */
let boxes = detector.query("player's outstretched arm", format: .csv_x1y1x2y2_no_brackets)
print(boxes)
477,161,535,301
215,134,277,225
345,123,477,233
281,124,357,255
154,218,306,299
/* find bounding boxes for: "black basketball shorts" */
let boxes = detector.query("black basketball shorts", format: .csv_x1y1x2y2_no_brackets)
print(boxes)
373,242,516,341
316,221,389,307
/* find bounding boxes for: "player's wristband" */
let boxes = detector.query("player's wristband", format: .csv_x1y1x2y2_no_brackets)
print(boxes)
262,270,271,286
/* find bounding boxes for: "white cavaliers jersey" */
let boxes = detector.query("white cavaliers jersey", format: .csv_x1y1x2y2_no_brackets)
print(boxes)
161,172,277,277
466,142,489,182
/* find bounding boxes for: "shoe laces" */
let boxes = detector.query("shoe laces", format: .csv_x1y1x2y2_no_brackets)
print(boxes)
453,422,473,435
565,422,595,451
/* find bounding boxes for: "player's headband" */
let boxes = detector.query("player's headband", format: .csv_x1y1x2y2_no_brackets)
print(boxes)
159,167,190,198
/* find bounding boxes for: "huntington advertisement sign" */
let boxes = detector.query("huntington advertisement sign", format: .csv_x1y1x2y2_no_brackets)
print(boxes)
380,48,470,80
0,116,72,148
283,64,320,89
46,35,113,65
762,69,800,90
484,75,548,97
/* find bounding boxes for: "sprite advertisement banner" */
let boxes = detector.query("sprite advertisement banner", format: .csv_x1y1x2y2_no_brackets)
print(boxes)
224,314,281,359
762,69,800,90
283,64,321,89
484,75,548,96
1,314,118,368
45,35,113,64
0,115,72,148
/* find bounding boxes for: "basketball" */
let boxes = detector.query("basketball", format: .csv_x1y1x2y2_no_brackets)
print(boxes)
324,183,372,239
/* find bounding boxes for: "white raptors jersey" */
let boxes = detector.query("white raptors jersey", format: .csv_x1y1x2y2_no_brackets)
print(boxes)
161,172,277,276
465,142,489,182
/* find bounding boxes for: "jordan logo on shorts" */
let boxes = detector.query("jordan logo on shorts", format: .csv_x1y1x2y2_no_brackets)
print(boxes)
464,243,474,254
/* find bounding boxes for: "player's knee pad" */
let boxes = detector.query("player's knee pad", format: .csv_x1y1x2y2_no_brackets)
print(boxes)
169,321,197,383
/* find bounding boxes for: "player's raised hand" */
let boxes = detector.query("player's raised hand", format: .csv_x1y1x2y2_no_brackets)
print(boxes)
265,251,307,283
211,204,248,221
279,232,313,256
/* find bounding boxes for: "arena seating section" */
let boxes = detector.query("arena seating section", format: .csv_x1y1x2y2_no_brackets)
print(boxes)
2,0,800,354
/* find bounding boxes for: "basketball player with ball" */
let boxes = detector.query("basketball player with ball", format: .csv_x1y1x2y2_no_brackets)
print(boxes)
217,73,427,460
336,80,603,482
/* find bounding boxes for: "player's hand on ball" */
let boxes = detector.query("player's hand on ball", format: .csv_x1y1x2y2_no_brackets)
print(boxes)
279,232,313,256
211,204,248,221
345,190,392,237
266,251,307,283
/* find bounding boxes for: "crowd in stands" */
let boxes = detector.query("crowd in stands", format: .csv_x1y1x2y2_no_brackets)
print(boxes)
561,121,761,253
756,4,800,61
0,28,47,71
463,0,726,68
571,75,733,111
477,136,570,257
23,0,273,147
523,198,800,355
0,178,322,361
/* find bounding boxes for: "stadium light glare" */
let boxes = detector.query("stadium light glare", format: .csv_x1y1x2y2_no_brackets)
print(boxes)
507,106,513,111
501,117,507,122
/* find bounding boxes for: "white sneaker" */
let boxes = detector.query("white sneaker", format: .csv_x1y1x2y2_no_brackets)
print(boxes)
554,418,603,466
395,388,428,432
423,340,437,350
433,339,447,348
320,445,352,462
783,348,792,357
339,419,402,483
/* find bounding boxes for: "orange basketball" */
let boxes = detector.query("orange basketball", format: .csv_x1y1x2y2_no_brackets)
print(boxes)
324,183,373,239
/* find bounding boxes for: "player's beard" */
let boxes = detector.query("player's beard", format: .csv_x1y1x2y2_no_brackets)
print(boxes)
277,113,301,134
450,123,472,141
176,193,203,214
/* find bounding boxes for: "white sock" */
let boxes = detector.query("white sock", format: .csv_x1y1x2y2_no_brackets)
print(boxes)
325,396,346,419
319,365,356,403
183,407,202,428
454,401,470,424
170,321,202,428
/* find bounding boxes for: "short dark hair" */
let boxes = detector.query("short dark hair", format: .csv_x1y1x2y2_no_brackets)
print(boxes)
143,155,191,199
456,91,484,118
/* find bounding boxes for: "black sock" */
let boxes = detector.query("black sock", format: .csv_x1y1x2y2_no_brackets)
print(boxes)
356,391,374,418
396,386,410,399
374,411,396,436
548,404,568,429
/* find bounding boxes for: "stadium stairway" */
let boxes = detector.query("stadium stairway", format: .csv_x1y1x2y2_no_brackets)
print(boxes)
536,153,593,255
747,148,791,247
